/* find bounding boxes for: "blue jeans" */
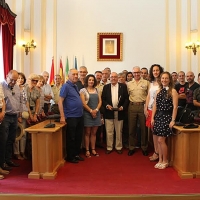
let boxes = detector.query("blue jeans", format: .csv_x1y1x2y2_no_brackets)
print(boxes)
0,121,6,166
4,114,18,162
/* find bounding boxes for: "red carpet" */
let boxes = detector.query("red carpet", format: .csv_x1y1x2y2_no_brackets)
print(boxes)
0,148,200,195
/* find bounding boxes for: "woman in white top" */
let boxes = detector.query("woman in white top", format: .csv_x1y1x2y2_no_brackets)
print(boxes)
80,74,102,158
144,64,163,161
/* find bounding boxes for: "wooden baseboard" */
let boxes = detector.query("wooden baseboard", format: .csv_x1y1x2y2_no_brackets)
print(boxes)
1,194,200,200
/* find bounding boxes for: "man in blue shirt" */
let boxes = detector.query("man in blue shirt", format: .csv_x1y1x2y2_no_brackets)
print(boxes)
58,69,84,163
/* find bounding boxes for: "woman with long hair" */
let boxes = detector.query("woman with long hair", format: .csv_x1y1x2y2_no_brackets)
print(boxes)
144,64,163,161
80,74,102,158
151,72,178,169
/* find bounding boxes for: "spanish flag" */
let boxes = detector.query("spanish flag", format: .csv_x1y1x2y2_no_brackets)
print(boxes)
49,57,55,86
59,58,64,83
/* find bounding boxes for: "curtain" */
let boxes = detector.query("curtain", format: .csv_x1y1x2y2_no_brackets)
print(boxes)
0,2,16,78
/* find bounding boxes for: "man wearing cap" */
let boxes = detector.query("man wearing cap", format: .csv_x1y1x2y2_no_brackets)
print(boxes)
127,66,149,156
1,70,23,169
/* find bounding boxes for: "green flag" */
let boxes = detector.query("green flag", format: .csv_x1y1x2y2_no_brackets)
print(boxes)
75,56,77,70
65,57,69,81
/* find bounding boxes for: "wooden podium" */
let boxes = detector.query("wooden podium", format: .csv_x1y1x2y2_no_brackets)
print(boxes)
25,120,66,179
169,125,200,179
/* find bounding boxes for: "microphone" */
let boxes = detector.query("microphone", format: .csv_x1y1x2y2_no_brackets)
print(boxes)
175,105,187,126
44,114,60,128
46,114,60,119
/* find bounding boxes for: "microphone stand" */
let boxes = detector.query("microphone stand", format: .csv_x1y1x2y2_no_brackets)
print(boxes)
175,105,188,126
44,119,56,128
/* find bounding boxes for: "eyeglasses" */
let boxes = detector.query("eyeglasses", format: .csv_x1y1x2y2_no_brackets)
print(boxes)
8,76,17,83
133,72,141,74
31,79,38,83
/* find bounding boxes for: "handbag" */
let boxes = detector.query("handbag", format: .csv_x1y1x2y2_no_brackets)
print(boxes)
22,111,29,119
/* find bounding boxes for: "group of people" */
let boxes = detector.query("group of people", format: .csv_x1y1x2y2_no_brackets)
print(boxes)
0,65,199,179
0,70,62,180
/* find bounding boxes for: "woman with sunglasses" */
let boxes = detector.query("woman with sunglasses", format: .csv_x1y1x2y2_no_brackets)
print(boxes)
25,74,40,124
36,75,46,118
151,72,178,169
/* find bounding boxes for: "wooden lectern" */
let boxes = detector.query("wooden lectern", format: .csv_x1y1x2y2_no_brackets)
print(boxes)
169,125,200,179
25,120,66,179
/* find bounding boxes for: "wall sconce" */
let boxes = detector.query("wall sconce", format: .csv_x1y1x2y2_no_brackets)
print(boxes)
22,40,36,55
185,41,200,55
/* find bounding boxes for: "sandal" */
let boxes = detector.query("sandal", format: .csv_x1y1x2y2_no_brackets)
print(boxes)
91,149,99,157
149,152,159,162
154,162,162,169
158,162,169,169
85,150,91,158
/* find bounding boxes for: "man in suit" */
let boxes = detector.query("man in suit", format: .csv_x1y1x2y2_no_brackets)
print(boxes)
102,72,129,154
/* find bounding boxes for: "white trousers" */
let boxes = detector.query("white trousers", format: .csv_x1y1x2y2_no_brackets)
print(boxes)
105,112,123,151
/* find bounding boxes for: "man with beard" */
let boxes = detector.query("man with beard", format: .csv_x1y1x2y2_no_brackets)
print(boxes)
185,71,199,111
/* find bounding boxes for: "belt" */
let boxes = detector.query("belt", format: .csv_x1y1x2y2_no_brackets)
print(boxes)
5,113,17,116
130,102,145,105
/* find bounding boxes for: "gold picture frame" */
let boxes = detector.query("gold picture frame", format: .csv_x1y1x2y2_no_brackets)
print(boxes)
97,32,123,61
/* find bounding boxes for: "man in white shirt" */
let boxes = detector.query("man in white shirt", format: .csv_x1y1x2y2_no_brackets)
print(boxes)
42,71,54,114
102,72,129,154
51,74,62,114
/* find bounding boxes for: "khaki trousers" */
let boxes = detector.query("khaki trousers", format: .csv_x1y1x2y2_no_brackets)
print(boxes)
128,104,148,151
105,112,123,151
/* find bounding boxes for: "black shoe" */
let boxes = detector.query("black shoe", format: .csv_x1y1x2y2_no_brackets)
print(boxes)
116,150,123,154
142,150,149,156
6,161,20,167
105,150,112,154
96,143,104,148
75,155,84,161
66,158,79,163
128,150,135,156
1,163,12,171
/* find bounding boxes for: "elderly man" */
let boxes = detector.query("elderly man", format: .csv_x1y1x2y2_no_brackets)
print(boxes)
1,70,23,169
42,71,54,114
102,72,129,154
127,66,149,156
76,66,88,91
51,74,62,114
0,83,9,179
101,69,110,85
58,69,84,163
